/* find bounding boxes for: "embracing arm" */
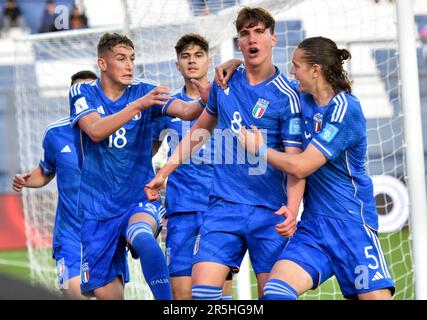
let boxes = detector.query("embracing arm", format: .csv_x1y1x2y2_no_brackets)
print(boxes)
239,125,328,178
266,144,327,179
215,59,244,89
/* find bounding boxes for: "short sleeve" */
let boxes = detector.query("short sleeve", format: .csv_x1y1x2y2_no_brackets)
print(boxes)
310,94,365,161
205,82,219,116
69,82,98,127
38,130,55,176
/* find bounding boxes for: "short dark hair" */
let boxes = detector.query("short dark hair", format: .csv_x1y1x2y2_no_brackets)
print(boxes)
97,32,134,57
235,7,275,35
175,33,209,56
70,70,97,85
298,36,352,93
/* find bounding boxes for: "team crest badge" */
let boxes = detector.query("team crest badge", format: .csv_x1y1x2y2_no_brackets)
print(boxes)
252,98,269,119
132,111,142,121
313,113,323,133
193,234,201,256
81,262,90,284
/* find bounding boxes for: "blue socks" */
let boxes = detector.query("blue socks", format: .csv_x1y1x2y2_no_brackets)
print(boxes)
192,285,222,300
263,278,298,300
126,222,172,300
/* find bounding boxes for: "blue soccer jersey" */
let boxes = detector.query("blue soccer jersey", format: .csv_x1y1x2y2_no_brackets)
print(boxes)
39,117,81,250
298,88,378,229
69,78,164,220
205,66,302,210
153,86,214,216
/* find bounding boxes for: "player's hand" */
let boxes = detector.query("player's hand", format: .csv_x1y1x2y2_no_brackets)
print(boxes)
274,205,297,238
144,173,167,201
12,173,31,192
190,79,211,105
137,86,171,110
238,125,264,155
214,59,243,89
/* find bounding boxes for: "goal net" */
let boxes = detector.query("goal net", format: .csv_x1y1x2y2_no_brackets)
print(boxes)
14,0,415,299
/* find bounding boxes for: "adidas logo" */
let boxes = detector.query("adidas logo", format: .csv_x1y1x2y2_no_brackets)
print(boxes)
371,271,384,281
61,145,71,153
97,106,105,114
224,87,230,95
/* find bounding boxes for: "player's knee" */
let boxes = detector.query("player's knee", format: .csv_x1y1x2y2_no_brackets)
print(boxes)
192,285,222,300
126,221,154,244
263,278,298,300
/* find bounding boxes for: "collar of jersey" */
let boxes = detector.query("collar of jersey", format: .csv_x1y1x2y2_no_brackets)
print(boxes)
242,65,280,88
96,78,130,107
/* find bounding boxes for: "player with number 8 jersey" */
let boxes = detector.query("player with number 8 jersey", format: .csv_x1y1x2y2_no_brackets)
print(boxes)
145,7,305,299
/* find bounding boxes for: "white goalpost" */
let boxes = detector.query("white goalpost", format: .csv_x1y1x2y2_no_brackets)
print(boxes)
13,0,427,299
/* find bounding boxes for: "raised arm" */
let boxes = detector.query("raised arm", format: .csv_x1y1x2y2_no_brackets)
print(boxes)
145,110,217,200
77,87,171,142
12,166,55,192
165,79,211,121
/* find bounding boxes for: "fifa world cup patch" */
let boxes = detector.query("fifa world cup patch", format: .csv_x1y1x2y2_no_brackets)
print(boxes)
252,98,269,119
319,123,339,142
193,234,201,256
289,118,301,135
56,258,68,288
56,258,66,277
74,97,89,114
81,262,90,284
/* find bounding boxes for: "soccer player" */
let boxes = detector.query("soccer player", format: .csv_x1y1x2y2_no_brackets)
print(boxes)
238,36,395,299
69,32,209,300
12,70,98,300
152,33,233,300
145,7,305,299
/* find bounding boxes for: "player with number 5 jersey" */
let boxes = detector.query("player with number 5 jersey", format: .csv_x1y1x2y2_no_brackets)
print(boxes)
238,36,395,300
145,7,305,299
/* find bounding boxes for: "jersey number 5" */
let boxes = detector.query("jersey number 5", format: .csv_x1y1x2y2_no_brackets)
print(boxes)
108,128,127,149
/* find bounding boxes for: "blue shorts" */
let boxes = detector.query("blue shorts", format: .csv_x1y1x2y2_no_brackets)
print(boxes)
165,211,203,277
53,242,81,289
278,215,395,299
193,197,288,275
80,200,164,295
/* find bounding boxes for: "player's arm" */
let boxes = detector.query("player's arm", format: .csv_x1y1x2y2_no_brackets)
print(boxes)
74,86,171,142
274,146,306,237
267,143,327,178
214,58,243,89
145,110,217,200
12,166,55,192
239,125,327,178
164,79,211,121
